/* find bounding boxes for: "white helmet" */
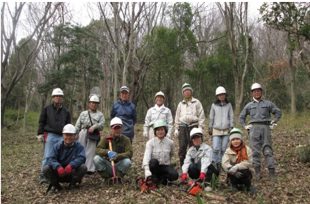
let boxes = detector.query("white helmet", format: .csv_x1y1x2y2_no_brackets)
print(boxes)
215,86,226,96
190,127,203,140
89,95,100,103
110,117,123,127
51,88,64,96
154,91,165,99
62,124,76,134
251,83,262,91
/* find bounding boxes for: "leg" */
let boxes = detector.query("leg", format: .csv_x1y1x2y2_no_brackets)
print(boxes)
220,135,229,162
159,165,179,184
84,139,97,173
261,125,276,181
115,158,132,176
249,126,263,180
178,126,188,167
149,159,160,176
72,164,87,183
188,162,200,179
212,136,220,163
205,163,219,183
93,155,113,178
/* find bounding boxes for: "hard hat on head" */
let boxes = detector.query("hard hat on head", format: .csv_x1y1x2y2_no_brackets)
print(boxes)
89,95,100,103
190,127,203,140
120,86,129,93
153,120,168,136
215,86,226,96
62,124,76,134
251,83,262,91
182,83,193,94
229,127,243,141
51,88,64,96
110,117,123,129
154,91,165,99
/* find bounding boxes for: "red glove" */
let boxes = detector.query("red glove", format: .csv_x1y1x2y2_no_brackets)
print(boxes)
199,172,205,181
64,164,72,175
57,167,65,177
180,173,187,181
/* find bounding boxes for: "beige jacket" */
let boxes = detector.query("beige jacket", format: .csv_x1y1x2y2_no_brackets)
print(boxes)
222,144,254,174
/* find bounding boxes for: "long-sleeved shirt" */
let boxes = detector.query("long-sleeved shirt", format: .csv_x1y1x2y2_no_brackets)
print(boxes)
142,137,174,168
209,101,234,130
75,110,105,133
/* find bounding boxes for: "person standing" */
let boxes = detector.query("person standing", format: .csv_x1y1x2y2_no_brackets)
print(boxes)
111,86,137,143
239,83,282,181
43,124,87,194
75,95,105,174
174,83,205,167
143,120,178,185
143,91,173,140
37,88,71,184
208,86,234,171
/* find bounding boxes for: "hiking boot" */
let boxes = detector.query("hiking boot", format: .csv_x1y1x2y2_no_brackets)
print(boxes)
269,168,276,182
254,167,262,181
247,185,257,194
68,183,79,190
47,183,62,194
39,174,49,184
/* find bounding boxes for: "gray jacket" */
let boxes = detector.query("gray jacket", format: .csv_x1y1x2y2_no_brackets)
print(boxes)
209,101,234,130
75,110,105,133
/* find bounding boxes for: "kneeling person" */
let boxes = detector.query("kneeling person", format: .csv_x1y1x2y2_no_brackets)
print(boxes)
180,128,219,183
142,120,178,185
43,124,87,194
94,117,133,183
222,128,257,194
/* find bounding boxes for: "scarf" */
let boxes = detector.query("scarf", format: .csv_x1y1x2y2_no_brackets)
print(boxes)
231,142,248,163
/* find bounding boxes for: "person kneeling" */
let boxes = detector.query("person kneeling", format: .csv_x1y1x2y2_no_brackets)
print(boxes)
222,128,257,194
180,128,219,187
43,124,87,194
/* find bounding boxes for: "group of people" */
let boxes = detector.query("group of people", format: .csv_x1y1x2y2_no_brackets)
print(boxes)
37,82,282,196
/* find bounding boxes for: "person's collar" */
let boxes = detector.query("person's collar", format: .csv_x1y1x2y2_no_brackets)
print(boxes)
64,141,74,147
53,102,62,108
155,104,165,110
183,97,192,103
253,97,261,103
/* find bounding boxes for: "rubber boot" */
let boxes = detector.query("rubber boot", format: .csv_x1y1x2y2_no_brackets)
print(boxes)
254,167,262,181
268,168,276,182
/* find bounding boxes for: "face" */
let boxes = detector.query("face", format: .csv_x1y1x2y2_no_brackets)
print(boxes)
155,96,164,106
155,127,166,138
231,138,242,148
191,135,202,147
217,93,226,101
53,95,63,104
183,89,192,99
89,101,99,111
252,89,262,100
120,91,130,102
111,125,122,137
63,133,75,146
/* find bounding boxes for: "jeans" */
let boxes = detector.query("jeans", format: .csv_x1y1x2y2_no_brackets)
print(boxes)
41,133,63,174
212,135,229,163
93,155,131,176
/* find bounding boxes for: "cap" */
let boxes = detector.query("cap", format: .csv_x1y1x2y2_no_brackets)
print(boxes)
120,86,129,93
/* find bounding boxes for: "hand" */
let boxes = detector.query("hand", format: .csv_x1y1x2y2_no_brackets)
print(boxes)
64,164,72,175
36,134,44,143
143,132,148,137
208,127,212,136
199,172,205,181
235,171,243,178
245,124,253,130
270,121,277,130
145,169,152,179
228,165,238,175
108,151,117,160
166,134,171,138
180,173,187,181
88,126,95,133
57,167,65,177
174,129,179,138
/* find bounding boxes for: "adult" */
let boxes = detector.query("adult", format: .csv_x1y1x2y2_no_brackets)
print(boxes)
143,91,173,140
43,124,87,194
111,86,137,143
222,128,257,194
75,95,105,174
142,120,178,185
174,83,205,167
37,88,71,184
94,117,133,185
208,86,234,171
180,128,219,186
239,82,282,181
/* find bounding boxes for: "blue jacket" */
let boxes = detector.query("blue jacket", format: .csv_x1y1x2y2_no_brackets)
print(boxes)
47,141,86,170
111,99,137,138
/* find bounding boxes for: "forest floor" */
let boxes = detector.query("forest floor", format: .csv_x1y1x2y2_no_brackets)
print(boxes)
1,112,310,204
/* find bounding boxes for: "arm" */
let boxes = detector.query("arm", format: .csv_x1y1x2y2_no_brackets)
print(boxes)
95,137,110,157
66,109,71,124
132,105,137,124
166,109,174,136
200,147,213,174
235,146,253,170
197,101,205,129
110,104,116,119
47,145,62,170
208,104,215,128
221,150,232,172
181,149,192,174
69,143,86,168
143,109,152,133
142,141,152,168
270,102,282,123
37,106,47,135
239,104,249,128
75,113,82,133
174,103,181,130
229,103,235,128
93,113,105,131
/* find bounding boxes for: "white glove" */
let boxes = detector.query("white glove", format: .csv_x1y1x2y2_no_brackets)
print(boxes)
228,165,238,175
174,129,179,138
166,134,171,138
245,124,253,130
145,169,152,179
36,134,44,143
143,132,148,137
270,121,277,130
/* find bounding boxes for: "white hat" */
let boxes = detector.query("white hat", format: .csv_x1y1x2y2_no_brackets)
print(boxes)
215,86,226,96
154,91,165,99
89,95,100,103
110,117,123,128
251,83,262,91
120,86,129,93
51,88,64,96
182,83,193,94
190,127,203,140
62,124,76,134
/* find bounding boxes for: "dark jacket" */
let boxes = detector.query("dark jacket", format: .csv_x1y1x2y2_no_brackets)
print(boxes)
47,141,86,170
37,103,71,135
110,99,137,138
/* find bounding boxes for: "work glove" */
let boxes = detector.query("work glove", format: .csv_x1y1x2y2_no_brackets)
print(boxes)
166,134,171,139
57,167,65,177
143,132,148,137
36,134,44,143
269,120,277,130
174,129,179,139
64,164,72,176
234,171,243,178
228,165,238,175
180,173,187,181
245,124,253,130
145,169,152,179
208,127,212,136
108,151,117,160
199,172,205,181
